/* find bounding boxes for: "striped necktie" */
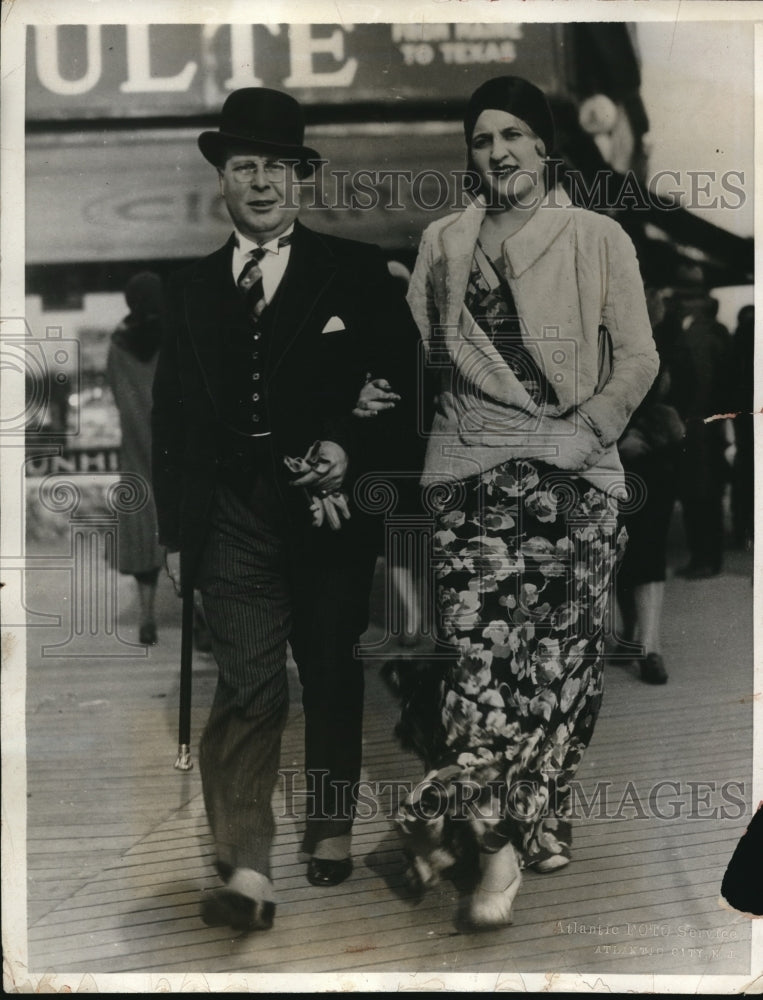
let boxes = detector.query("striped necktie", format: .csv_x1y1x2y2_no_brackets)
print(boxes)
237,233,292,323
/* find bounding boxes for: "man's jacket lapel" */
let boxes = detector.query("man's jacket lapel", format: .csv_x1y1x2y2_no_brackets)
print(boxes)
182,223,339,408
184,237,234,409
267,221,338,376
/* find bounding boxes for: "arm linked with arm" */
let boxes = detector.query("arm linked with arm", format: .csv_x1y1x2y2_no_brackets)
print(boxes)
335,248,429,525
342,247,424,458
320,245,397,458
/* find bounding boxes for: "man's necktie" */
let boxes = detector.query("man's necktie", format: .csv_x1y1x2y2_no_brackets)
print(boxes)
237,234,292,323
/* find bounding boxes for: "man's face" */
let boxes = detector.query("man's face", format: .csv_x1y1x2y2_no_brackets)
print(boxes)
218,147,301,243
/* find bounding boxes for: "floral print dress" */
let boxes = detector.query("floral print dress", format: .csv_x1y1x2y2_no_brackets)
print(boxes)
395,245,625,883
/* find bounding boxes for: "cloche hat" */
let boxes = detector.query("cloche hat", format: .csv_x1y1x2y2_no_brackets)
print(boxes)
464,76,555,155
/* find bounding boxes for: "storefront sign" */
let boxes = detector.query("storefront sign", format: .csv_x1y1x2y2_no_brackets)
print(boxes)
26,22,565,119
25,446,121,476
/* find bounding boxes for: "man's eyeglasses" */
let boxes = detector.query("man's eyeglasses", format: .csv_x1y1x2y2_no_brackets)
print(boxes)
228,159,293,183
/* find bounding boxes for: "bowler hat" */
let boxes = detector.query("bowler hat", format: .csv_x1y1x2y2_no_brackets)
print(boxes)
198,88,321,174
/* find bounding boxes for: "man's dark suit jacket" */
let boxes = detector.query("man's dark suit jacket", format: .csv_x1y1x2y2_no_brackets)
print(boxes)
151,220,424,592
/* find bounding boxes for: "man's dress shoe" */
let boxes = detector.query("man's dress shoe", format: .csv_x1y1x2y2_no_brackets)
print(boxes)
306,857,353,886
200,888,274,932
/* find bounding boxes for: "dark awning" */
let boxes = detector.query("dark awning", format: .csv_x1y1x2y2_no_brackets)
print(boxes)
550,97,753,288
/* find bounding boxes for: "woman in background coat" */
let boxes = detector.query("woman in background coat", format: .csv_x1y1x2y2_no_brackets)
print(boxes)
107,271,165,645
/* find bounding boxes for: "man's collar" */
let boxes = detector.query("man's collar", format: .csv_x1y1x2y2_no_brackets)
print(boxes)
234,224,295,255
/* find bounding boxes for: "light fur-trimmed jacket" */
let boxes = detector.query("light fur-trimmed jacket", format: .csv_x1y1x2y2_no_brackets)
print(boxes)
406,189,660,492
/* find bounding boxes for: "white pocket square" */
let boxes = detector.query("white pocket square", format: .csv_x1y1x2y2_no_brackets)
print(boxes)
321,315,346,334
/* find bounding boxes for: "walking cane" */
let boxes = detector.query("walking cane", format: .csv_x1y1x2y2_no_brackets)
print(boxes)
174,589,194,771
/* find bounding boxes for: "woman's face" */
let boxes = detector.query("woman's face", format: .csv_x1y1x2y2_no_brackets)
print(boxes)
469,108,546,209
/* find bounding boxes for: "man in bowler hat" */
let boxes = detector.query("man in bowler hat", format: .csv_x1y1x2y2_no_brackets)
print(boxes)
152,88,420,931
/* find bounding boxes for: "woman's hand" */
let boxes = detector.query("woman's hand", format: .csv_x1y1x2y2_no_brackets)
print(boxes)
353,376,401,419
540,414,605,471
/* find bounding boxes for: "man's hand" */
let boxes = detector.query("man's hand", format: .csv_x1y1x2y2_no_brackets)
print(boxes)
353,377,401,419
288,440,348,495
164,549,181,596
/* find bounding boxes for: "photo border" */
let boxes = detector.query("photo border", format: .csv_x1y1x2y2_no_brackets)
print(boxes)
2,0,760,993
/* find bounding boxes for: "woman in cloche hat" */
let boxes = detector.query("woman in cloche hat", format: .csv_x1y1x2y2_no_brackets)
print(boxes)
359,75,659,929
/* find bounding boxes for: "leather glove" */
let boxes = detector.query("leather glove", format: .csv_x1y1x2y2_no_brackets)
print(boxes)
284,442,351,531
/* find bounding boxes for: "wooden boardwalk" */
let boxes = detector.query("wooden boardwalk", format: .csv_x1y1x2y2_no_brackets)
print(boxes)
12,531,761,991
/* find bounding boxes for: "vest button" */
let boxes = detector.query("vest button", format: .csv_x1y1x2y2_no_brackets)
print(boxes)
251,414,260,423
252,393,260,402
252,372,261,380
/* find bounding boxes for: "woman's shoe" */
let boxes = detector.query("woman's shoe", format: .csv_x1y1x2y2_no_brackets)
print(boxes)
467,842,522,928
640,653,668,685
529,817,572,873
396,791,456,893
534,854,570,873
139,621,157,645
